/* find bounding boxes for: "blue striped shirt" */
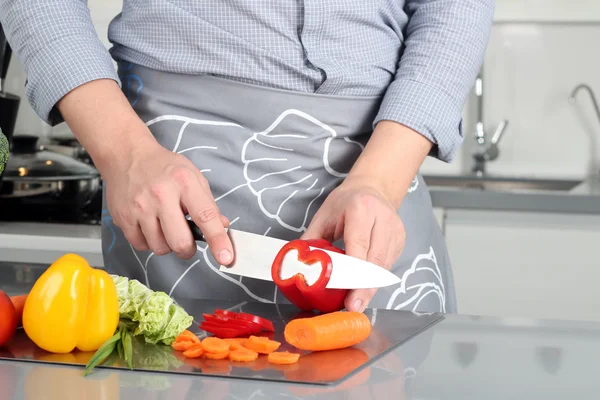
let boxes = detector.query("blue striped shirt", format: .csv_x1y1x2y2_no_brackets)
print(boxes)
0,0,494,162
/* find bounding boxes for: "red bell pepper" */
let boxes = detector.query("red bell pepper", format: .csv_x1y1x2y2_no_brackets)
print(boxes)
271,239,348,314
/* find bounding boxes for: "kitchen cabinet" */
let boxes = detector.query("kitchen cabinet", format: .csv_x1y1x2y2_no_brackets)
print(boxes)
444,210,600,322
432,207,446,233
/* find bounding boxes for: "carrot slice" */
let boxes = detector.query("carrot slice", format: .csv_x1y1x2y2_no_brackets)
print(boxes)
242,335,281,354
203,350,230,360
223,338,244,351
268,351,300,365
183,343,205,358
175,330,201,344
284,311,372,351
229,348,259,362
202,337,230,353
180,330,201,343
172,341,197,351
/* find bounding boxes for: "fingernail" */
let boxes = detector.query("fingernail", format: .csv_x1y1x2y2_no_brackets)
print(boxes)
353,299,363,312
218,249,232,264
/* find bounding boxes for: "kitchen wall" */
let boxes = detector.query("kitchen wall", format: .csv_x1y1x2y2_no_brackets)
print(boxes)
5,0,600,179
422,1,600,177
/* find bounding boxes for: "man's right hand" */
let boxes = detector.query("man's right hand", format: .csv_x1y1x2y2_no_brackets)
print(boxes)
103,141,232,262
56,79,233,264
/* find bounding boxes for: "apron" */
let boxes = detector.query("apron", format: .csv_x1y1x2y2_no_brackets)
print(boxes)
101,62,457,314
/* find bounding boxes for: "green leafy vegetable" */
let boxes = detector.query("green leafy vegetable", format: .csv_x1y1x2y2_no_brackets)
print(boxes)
84,275,193,376
110,275,193,345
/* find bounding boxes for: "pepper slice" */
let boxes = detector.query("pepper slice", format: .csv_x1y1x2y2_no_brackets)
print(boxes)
271,239,348,314
199,323,243,339
213,310,275,332
202,314,263,334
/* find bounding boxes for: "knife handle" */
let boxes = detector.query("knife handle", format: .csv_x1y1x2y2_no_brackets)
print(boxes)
186,217,208,243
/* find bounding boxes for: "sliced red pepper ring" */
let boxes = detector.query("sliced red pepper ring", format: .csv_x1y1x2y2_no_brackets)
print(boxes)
199,323,244,339
271,239,348,314
203,316,262,334
213,309,275,332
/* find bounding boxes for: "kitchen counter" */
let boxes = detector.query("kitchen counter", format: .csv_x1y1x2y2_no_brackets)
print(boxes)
1,309,599,398
426,175,600,215
1,262,599,399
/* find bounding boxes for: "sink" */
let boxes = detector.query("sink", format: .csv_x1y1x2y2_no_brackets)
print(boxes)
423,175,583,193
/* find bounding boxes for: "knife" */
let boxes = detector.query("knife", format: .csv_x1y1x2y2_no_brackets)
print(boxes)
186,219,401,289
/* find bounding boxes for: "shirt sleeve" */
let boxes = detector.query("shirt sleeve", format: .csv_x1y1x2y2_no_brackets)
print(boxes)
0,0,120,126
373,0,495,163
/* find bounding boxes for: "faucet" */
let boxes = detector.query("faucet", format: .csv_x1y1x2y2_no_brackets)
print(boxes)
568,83,600,178
471,71,510,176
569,83,600,124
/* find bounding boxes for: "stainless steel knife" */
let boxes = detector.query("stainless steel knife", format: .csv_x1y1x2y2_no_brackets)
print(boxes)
187,219,401,289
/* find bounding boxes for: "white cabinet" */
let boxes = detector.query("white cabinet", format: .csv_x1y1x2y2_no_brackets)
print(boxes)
432,207,446,233
444,210,600,322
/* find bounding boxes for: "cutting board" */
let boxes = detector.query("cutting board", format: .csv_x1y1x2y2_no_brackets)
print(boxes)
0,299,443,386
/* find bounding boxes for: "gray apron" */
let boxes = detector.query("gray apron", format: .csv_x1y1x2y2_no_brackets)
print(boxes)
101,62,457,314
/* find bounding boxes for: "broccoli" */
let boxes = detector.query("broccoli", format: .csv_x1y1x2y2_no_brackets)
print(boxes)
0,129,9,177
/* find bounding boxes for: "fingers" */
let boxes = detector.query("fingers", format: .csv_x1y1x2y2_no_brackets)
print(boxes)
365,219,391,270
158,195,197,260
180,174,233,266
345,219,395,312
343,200,404,313
122,222,149,251
343,204,375,261
345,288,377,313
139,217,171,256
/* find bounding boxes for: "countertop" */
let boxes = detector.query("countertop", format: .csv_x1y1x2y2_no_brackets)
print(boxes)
1,261,599,399
426,175,600,215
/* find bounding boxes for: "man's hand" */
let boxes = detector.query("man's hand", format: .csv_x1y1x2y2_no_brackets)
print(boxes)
57,79,233,264
103,140,232,262
303,120,433,312
302,176,405,312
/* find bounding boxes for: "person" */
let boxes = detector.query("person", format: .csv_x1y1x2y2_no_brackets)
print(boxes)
0,1,494,314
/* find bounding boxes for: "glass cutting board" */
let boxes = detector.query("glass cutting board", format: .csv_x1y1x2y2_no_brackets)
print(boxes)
0,299,443,386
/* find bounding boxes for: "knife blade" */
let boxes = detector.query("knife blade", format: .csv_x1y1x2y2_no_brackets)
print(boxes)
186,219,401,289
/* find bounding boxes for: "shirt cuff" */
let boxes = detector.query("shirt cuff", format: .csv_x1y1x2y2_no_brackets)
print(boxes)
373,78,464,163
23,34,120,126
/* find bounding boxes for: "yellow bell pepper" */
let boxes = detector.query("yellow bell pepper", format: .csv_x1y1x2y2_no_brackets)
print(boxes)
22,253,120,354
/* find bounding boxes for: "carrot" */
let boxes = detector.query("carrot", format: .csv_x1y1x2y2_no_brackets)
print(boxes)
268,351,300,365
223,338,243,351
183,343,204,358
172,341,196,351
242,335,281,354
177,330,201,343
284,311,372,351
229,348,258,362
179,329,200,343
10,295,27,327
203,350,229,360
201,337,230,353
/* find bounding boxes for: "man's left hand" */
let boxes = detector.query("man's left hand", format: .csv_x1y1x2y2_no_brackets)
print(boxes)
302,176,405,312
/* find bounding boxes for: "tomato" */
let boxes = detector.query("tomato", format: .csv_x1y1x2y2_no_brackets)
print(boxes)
0,290,17,347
